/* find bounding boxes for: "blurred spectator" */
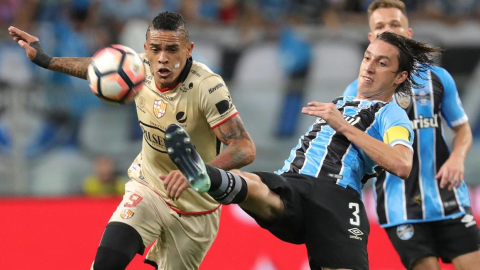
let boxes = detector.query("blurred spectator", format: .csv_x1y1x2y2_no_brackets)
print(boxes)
276,26,313,137
82,156,127,197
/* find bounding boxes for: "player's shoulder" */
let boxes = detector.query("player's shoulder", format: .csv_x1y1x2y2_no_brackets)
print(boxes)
191,60,220,79
380,101,410,123
189,60,226,91
138,52,151,71
384,100,404,111
428,65,454,81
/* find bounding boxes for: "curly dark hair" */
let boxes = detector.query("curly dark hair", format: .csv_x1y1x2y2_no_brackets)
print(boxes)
376,31,442,95
146,12,189,42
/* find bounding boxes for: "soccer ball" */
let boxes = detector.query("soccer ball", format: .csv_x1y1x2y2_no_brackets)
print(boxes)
87,44,146,104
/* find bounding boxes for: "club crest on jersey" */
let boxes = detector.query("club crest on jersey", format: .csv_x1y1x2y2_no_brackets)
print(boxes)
396,224,414,240
120,209,135,219
394,92,411,109
153,100,167,118
414,89,431,106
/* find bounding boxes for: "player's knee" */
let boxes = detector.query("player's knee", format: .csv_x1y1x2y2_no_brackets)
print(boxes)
93,246,131,270
93,222,145,270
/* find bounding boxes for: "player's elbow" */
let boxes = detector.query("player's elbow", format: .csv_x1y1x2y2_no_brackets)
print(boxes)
393,159,412,179
242,141,256,166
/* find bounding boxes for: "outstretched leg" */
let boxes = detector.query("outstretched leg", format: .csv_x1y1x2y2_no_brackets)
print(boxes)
165,124,211,192
165,124,283,221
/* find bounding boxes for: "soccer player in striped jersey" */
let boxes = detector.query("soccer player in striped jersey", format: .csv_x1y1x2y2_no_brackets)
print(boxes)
343,1,480,269
166,32,442,270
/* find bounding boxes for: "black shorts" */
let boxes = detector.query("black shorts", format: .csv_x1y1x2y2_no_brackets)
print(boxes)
249,172,370,270
385,208,480,269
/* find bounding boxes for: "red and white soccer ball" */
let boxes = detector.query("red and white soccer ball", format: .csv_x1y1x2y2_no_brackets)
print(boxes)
87,44,146,104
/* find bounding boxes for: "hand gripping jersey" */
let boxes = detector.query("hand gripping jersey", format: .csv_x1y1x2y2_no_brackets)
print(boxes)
344,66,470,227
276,96,413,195
127,55,238,214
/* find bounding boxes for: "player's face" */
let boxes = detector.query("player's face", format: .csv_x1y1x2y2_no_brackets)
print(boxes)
144,29,194,88
368,8,413,42
357,39,407,100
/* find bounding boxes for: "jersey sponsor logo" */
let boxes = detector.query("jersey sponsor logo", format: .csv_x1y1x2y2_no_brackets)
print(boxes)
145,75,153,84
208,83,225,94
139,122,167,152
461,214,477,228
344,116,361,125
443,200,458,208
315,115,360,126
179,83,189,93
410,114,438,130
176,112,187,123
396,224,414,240
328,173,343,179
143,58,150,65
414,90,431,106
137,96,145,108
120,209,134,219
348,228,364,241
136,96,146,113
215,99,233,115
153,100,167,118
394,92,411,109
190,69,201,77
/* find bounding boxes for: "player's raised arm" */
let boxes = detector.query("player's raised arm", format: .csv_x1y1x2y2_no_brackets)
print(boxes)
8,26,91,79
302,101,413,179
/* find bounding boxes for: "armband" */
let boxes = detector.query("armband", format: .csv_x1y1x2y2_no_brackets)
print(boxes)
30,41,53,69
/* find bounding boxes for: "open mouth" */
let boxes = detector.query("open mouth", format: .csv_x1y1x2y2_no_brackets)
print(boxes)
362,76,373,83
158,68,171,78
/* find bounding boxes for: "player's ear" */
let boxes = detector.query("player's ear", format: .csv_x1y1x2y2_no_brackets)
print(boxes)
144,42,147,52
407,28,413,39
395,71,408,85
187,42,194,58
368,32,375,43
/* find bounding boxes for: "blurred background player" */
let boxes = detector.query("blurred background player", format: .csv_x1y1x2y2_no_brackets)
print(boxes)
8,12,256,270
166,31,447,270
82,155,127,197
343,1,480,269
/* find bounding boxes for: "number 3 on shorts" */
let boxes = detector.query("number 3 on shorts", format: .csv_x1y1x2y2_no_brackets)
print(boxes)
349,202,360,226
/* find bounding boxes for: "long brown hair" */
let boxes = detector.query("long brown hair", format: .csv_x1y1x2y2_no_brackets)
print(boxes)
376,32,442,95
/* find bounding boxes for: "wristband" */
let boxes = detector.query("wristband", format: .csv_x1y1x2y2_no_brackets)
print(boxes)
30,41,53,69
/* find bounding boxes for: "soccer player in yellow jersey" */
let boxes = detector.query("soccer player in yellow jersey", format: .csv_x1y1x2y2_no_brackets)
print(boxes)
9,12,256,270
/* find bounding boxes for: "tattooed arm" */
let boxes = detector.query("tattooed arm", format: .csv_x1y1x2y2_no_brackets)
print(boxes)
49,58,90,79
162,114,256,200
211,115,256,170
8,26,90,79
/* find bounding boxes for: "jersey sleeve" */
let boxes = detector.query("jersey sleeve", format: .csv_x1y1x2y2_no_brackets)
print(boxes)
199,75,238,128
378,103,414,150
433,67,468,128
343,79,358,97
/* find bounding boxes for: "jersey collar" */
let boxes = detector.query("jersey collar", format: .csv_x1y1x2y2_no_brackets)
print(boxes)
155,57,193,93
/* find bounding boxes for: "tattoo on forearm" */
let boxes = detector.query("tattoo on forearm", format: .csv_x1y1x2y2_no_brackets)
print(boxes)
211,145,248,170
50,57,91,79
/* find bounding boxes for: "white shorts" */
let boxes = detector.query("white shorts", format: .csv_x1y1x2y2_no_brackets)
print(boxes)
108,180,221,270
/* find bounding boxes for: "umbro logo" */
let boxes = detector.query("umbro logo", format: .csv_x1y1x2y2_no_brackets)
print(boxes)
348,228,363,240
461,214,477,228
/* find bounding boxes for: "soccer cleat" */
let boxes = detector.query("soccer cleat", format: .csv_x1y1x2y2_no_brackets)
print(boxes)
164,124,211,193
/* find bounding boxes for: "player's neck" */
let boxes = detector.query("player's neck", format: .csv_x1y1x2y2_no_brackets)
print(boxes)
155,80,180,92
357,89,393,102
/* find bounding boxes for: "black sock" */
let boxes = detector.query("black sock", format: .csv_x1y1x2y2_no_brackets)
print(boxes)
205,165,248,204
